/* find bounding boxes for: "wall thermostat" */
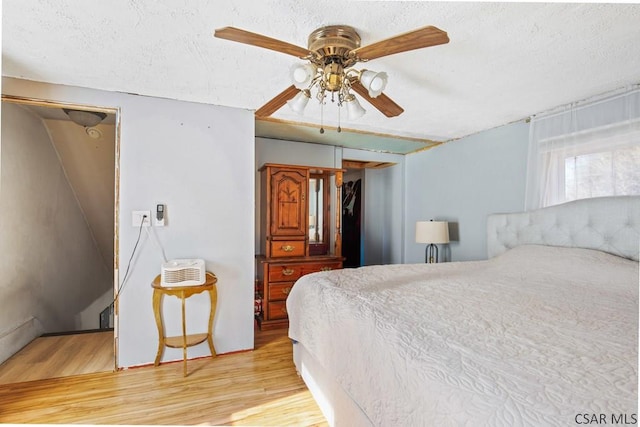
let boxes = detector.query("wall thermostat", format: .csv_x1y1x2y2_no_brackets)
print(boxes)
154,204,165,227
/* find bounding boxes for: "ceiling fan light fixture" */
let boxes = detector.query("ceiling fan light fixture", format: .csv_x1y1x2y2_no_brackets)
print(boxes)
62,108,107,127
345,94,366,120
214,24,449,126
359,70,388,98
290,63,317,89
287,89,311,115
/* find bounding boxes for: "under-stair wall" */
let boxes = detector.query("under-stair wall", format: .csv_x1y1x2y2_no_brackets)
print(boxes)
76,289,115,330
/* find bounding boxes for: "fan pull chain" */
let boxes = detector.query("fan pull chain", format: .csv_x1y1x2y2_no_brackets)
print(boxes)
320,99,325,134
337,104,342,133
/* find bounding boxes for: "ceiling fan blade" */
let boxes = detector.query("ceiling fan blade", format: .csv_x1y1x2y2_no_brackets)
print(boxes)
351,26,449,61
350,80,404,118
255,85,300,118
214,27,314,59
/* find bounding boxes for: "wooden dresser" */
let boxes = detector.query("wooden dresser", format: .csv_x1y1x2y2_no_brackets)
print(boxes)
256,163,344,330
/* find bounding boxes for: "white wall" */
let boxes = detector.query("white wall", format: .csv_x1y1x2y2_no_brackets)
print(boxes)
0,102,111,364
3,77,255,368
405,121,530,262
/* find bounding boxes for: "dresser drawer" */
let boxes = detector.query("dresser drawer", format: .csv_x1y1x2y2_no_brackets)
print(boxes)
268,282,295,301
270,240,305,257
268,301,288,320
301,261,342,275
268,264,303,282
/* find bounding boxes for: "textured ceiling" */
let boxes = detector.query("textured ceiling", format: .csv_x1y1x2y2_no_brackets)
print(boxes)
3,1,640,153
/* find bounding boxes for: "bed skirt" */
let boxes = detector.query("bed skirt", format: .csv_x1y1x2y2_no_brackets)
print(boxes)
293,341,372,427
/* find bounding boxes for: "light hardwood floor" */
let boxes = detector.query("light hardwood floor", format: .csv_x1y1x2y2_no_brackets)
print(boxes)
0,330,115,384
0,328,327,426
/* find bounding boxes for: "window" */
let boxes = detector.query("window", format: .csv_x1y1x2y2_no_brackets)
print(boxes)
526,88,640,209
564,145,640,201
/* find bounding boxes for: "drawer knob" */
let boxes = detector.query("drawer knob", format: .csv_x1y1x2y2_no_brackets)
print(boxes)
281,245,295,252
282,268,295,276
320,266,332,271
282,286,292,295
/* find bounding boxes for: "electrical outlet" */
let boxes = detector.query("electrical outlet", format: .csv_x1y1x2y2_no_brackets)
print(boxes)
132,210,151,227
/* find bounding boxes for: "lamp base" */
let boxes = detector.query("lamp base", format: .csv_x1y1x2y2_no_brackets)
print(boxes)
425,244,439,263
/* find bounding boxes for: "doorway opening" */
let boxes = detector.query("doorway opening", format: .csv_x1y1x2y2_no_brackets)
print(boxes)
341,160,396,268
0,96,119,383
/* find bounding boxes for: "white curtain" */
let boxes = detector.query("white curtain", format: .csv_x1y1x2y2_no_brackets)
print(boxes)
525,86,640,210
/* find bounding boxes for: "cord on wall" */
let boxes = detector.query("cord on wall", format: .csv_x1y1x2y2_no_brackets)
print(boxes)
111,213,169,309
145,226,168,263
114,214,146,304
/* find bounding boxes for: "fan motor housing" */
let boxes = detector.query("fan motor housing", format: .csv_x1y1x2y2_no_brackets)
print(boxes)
308,25,361,59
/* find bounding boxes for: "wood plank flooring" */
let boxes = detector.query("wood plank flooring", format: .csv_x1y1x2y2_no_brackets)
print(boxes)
0,330,114,384
0,328,327,426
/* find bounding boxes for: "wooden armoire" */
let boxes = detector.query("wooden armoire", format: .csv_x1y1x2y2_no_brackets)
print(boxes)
256,163,344,330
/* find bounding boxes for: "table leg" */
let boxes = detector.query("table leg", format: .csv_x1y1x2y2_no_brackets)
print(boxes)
152,290,164,366
207,286,218,357
181,291,187,377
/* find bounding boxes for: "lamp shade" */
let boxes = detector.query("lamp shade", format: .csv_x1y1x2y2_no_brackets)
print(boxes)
286,89,311,114
345,95,366,120
415,221,449,244
290,63,317,89
359,70,388,98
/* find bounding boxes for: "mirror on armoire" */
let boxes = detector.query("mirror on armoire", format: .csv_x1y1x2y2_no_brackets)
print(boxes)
308,174,329,256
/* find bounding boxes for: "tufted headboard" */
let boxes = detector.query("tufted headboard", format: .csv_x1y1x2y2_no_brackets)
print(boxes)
487,196,640,261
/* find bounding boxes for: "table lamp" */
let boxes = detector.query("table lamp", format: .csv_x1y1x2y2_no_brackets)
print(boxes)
415,220,450,263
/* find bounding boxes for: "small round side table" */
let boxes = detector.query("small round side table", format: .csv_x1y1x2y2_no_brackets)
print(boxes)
151,271,217,376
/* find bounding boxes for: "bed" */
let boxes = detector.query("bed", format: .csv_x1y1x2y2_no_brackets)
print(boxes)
287,196,639,426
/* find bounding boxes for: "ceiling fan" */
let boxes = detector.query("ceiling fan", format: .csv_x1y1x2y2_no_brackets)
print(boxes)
214,24,449,129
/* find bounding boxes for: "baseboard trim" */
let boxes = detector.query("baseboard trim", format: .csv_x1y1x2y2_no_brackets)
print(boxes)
41,328,114,337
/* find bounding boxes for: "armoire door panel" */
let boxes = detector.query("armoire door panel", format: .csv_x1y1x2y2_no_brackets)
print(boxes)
270,168,308,237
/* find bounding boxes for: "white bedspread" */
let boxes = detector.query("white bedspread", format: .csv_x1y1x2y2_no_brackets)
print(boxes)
287,245,638,426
